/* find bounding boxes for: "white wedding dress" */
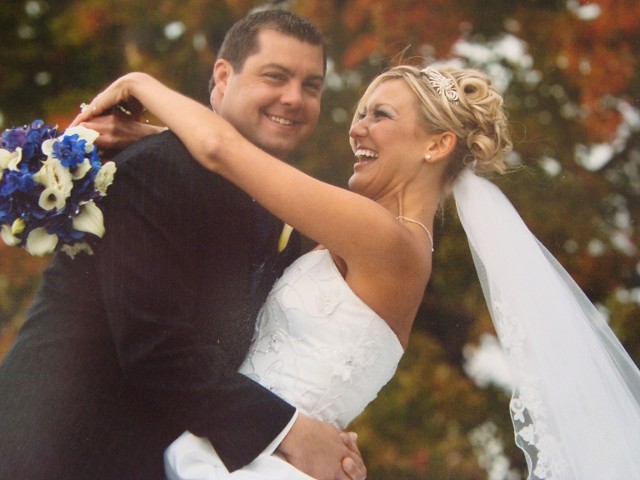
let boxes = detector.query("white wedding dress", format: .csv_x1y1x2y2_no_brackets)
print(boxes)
165,249,404,479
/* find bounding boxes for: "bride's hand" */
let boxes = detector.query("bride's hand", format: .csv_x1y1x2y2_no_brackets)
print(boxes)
70,73,148,128
340,431,366,480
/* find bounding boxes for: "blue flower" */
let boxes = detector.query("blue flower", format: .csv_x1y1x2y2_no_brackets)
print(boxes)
0,129,27,151
0,170,36,196
52,134,88,170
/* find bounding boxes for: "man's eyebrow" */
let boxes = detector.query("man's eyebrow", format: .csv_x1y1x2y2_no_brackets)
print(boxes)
260,63,291,73
260,63,324,81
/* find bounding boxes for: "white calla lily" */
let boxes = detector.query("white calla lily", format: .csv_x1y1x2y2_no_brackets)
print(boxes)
41,138,55,157
72,158,92,180
1,224,22,246
39,186,69,211
25,227,58,256
32,168,44,185
33,157,73,192
0,148,11,170
72,201,105,238
0,147,23,171
10,218,25,236
33,162,52,186
94,161,117,195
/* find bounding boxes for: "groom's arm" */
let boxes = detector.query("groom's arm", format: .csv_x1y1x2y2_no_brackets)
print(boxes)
95,133,296,470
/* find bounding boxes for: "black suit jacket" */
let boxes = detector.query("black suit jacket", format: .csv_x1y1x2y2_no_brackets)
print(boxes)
0,131,298,479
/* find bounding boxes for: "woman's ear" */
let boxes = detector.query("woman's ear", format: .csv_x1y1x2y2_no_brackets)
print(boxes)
424,131,457,164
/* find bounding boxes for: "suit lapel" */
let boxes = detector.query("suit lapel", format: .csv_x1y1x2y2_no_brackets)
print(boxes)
250,203,280,293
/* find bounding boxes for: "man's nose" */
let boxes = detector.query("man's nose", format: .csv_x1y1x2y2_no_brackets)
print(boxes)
280,82,304,108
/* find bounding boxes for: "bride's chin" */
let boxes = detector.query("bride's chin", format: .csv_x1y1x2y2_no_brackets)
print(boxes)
347,175,360,193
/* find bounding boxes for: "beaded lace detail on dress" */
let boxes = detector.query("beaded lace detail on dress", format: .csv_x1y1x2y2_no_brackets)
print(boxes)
239,249,404,428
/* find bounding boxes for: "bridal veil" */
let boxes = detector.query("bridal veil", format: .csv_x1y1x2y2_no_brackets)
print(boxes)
453,169,640,479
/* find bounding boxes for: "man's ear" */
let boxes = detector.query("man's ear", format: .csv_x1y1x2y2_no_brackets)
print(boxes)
424,131,457,164
213,59,233,97
210,60,233,109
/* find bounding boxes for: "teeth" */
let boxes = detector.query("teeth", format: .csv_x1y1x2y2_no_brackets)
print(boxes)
268,115,295,126
355,148,378,159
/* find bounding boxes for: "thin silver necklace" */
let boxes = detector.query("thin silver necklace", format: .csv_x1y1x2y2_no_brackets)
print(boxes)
397,216,434,252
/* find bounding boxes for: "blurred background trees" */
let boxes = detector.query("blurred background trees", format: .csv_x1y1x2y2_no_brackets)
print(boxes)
1,0,639,478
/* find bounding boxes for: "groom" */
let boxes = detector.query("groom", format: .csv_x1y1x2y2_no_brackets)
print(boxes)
0,10,364,480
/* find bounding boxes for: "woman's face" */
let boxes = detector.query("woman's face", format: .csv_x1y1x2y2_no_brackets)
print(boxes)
347,79,430,200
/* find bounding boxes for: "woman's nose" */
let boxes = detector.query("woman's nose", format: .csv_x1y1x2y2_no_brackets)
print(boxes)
349,118,366,139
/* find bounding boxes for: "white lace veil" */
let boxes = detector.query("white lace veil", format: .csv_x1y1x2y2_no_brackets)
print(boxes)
452,169,640,479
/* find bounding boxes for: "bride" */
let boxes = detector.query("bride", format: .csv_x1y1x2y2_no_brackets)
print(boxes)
75,65,640,479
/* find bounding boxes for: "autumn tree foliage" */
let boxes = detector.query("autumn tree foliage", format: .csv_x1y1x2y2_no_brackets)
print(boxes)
1,0,639,477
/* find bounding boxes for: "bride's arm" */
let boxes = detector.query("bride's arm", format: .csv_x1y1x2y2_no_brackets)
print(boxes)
72,73,419,275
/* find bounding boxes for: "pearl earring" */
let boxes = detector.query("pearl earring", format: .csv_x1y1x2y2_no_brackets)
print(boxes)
425,154,432,161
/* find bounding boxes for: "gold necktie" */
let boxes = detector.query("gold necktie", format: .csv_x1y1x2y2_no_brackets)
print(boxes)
277,223,293,253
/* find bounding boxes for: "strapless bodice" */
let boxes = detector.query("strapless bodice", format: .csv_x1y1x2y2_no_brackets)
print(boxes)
238,249,404,428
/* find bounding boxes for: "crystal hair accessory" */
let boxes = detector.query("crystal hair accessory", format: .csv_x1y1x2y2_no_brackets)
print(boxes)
421,68,459,102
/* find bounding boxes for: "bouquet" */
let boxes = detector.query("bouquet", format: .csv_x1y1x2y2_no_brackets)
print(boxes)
0,120,116,257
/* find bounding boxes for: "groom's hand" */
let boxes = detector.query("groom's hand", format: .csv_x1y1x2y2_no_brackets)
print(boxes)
73,113,164,155
277,414,367,480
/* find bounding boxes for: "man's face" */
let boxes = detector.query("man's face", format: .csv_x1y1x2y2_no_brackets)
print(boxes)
212,29,324,159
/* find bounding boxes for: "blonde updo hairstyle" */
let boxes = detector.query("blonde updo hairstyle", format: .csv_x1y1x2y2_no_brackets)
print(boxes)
351,65,513,191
